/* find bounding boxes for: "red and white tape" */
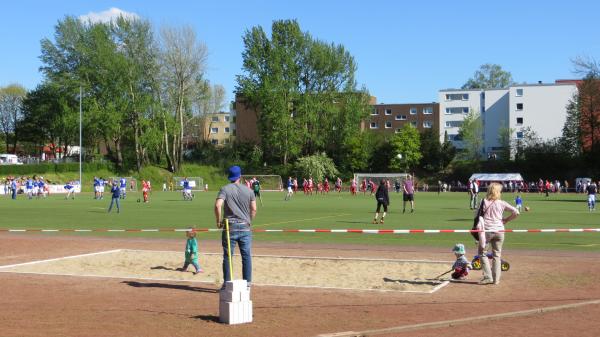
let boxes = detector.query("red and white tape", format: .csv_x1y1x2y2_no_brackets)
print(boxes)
1,228,599,234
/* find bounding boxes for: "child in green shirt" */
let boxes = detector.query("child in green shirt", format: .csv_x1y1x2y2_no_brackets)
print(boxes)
180,229,203,274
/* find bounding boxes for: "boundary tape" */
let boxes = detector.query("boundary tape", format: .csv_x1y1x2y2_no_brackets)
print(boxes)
0,249,449,294
317,299,600,337
1,228,599,234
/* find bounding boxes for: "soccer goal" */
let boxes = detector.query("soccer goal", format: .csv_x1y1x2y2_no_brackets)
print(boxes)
353,173,411,189
241,175,283,192
110,177,137,192
173,177,204,192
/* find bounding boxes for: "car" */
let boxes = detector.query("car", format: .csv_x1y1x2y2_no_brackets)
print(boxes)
0,154,23,165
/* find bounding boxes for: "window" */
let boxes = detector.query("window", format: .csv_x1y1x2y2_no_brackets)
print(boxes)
423,121,433,128
211,116,219,122
371,108,378,115
423,107,433,114
385,121,392,128
211,127,218,134
370,122,378,129
395,128,401,133
410,121,417,127
516,131,524,139
516,103,523,111
445,107,469,114
445,121,463,128
410,107,417,115
395,115,407,120
384,109,392,115
224,127,230,133
516,117,523,125
445,93,469,101
211,139,219,145
516,88,523,97
223,139,230,144
224,116,230,122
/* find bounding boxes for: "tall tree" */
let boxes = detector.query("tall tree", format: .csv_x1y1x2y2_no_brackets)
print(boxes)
158,25,208,172
458,109,484,160
0,84,26,153
236,19,370,166
497,123,515,160
462,64,514,89
559,96,582,157
390,124,422,172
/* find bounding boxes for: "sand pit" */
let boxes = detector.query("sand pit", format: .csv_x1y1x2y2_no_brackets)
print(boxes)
0,249,451,293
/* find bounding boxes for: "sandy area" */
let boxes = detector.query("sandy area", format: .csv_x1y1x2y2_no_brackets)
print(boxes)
0,249,450,292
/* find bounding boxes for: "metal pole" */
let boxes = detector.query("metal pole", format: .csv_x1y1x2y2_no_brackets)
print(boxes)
79,86,82,190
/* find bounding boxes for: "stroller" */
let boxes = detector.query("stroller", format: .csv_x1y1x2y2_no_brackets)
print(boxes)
471,253,510,271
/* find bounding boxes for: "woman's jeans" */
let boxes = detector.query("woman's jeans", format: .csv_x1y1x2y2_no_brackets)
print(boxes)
478,232,504,283
222,222,252,283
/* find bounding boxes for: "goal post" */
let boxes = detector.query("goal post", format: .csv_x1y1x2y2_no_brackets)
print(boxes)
353,173,411,190
173,177,204,192
109,177,137,192
241,175,283,192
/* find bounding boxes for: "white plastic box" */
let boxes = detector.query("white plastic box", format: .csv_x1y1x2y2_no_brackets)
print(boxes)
219,280,253,324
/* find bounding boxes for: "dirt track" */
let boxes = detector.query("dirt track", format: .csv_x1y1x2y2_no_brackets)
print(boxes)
1,234,599,337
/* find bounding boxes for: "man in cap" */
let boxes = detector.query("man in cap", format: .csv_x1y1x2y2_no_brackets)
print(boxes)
215,165,257,289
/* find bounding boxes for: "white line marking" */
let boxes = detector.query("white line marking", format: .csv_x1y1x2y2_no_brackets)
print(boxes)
0,249,122,269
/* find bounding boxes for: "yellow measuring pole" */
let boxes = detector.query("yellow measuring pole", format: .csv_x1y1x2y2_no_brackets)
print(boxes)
224,219,233,281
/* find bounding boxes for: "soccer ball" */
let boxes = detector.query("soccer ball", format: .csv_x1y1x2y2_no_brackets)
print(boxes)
525,206,530,212
397,154,403,159
137,198,141,203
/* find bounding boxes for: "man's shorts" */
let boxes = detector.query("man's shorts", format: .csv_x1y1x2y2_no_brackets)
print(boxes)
589,195,596,204
403,193,414,201
95,186,100,193
287,186,293,193
254,190,260,196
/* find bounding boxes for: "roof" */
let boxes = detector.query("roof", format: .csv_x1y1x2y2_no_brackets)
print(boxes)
440,82,577,92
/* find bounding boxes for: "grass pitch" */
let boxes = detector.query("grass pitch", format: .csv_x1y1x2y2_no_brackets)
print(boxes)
1,190,598,251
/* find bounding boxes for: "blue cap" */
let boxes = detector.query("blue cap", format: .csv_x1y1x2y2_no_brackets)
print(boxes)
228,166,242,182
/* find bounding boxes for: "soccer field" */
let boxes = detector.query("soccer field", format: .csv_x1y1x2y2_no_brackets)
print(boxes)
1,190,598,251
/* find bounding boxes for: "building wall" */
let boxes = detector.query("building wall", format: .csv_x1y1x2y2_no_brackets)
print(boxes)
365,103,439,135
205,112,234,146
233,96,260,143
507,84,577,143
483,89,510,152
438,89,484,147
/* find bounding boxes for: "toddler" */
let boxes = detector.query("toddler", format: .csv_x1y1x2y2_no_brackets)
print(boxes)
515,194,523,212
451,243,471,280
180,229,203,274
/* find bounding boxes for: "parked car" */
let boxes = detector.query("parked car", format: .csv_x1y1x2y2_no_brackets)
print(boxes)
0,154,23,165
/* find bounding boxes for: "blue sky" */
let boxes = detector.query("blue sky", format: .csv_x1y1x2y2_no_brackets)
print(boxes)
1,1,599,105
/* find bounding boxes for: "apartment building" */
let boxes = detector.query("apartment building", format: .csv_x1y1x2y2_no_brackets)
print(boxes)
439,82,577,155
205,111,235,146
364,103,439,134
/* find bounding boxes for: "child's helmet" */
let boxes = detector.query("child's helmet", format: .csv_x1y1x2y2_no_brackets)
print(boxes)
452,243,466,255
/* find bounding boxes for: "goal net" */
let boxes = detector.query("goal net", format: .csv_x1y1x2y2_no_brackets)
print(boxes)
353,173,411,190
241,175,283,192
110,177,137,192
173,177,204,192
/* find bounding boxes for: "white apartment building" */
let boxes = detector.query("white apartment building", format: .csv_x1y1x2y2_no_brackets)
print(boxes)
439,82,578,156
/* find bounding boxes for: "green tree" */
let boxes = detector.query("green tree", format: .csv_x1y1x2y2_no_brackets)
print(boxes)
559,96,581,157
236,19,370,165
0,84,27,153
458,109,484,160
497,123,515,160
390,124,421,172
462,64,514,89
294,152,339,182
419,128,455,173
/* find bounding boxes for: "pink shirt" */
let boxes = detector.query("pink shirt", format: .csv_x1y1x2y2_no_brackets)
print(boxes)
480,199,520,232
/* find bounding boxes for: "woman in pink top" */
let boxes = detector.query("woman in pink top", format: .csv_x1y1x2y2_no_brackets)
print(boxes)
478,182,519,285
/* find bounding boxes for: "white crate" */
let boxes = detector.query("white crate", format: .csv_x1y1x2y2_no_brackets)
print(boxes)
224,279,247,292
219,300,253,324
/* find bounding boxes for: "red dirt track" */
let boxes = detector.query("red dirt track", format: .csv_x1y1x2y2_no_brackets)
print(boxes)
1,234,599,337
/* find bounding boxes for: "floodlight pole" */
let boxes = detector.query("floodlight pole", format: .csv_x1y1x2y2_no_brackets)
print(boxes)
79,85,82,189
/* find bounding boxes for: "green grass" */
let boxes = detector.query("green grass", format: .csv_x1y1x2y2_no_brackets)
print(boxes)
1,190,599,251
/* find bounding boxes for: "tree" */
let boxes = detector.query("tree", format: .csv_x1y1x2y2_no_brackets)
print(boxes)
462,64,514,89
236,19,370,165
419,128,455,173
158,25,208,172
390,124,421,172
294,152,339,182
0,84,26,153
458,109,484,160
559,96,582,157
497,123,515,160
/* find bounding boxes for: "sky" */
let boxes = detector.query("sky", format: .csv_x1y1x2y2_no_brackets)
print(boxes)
1,0,599,105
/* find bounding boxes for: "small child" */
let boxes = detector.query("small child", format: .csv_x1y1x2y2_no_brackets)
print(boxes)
515,194,523,212
451,243,471,280
180,229,203,274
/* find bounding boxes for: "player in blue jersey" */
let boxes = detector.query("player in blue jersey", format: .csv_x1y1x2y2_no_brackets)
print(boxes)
98,177,106,199
64,181,75,200
119,177,127,199
182,177,193,201
38,177,46,198
93,177,100,199
25,177,33,199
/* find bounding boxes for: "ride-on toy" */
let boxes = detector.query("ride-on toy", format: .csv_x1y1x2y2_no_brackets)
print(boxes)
471,253,510,271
